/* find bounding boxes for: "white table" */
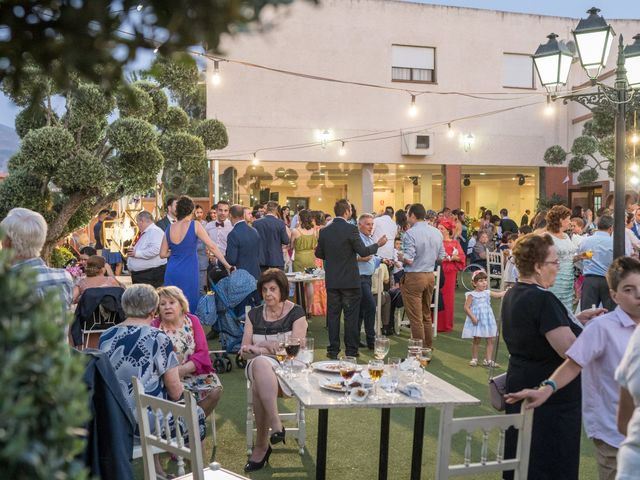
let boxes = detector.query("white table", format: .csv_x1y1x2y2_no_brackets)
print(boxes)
277,368,480,480
287,274,324,313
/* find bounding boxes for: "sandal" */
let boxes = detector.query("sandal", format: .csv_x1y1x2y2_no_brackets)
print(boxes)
483,359,500,368
469,358,478,367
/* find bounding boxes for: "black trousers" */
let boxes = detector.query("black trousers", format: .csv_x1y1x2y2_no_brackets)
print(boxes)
358,275,376,348
130,264,166,289
581,275,615,311
326,288,361,357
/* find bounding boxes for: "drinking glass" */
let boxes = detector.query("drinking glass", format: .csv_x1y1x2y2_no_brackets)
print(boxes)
274,333,287,374
385,357,401,400
368,359,384,400
407,338,422,380
418,348,433,383
284,336,301,377
374,335,390,361
339,356,357,403
301,337,314,374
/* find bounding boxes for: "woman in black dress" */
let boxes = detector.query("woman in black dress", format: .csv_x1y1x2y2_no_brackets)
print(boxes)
501,234,604,480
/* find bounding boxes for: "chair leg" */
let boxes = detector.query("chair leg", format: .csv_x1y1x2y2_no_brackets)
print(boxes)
177,456,186,477
246,382,254,455
210,409,217,447
297,402,306,454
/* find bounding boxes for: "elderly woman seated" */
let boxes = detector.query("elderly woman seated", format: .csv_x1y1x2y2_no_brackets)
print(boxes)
73,255,123,303
151,286,223,417
239,269,308,472
99,284,206,449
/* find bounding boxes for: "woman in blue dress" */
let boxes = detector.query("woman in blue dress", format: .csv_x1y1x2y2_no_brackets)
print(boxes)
161,196,233,312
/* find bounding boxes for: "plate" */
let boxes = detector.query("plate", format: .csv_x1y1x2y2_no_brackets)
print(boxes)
318,379,347,392
311,361,363,374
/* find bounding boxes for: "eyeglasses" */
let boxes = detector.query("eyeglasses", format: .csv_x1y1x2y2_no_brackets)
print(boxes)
543,259,560,266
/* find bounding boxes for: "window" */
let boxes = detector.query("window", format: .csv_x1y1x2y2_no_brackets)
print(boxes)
391,45,435,83
502,53,534,88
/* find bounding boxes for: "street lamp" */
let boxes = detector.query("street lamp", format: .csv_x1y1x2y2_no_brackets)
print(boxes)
533,7,640,258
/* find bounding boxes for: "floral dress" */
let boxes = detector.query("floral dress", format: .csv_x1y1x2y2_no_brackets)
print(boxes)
156,315,222,402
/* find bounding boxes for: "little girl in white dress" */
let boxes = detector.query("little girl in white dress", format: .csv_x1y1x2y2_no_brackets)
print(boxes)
462,270,506,367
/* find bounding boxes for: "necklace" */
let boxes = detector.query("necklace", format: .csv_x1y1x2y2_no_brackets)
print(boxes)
264,302,286,321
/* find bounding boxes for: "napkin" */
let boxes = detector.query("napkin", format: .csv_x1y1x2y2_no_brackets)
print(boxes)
399,382,423,399
349,387,369,402
400,358,419,371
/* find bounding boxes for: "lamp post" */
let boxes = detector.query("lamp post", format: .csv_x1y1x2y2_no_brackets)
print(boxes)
533,7,640,258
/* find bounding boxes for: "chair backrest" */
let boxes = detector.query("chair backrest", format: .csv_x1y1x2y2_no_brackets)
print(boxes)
431,265,441,336
132,377,204,480
374,266,386,335
436,404,534,480
486,251,504,289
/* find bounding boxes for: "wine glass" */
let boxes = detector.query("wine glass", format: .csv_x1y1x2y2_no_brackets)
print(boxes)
407,338,422,381
385,357,402,401
339,356,357,403
368,359,384,400
274,333,287,374
418,348,433,383
301,337,314,374
374,335,390,361
284,336,301,377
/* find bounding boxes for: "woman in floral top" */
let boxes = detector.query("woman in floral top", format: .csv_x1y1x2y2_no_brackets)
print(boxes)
152,286,223,417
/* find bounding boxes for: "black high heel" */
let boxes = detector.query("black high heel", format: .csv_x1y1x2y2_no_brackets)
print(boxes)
244,446,272,472
270,426,286,445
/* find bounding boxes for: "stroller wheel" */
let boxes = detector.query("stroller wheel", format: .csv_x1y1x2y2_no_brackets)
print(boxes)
224,357,232,373
235,355,247,369
213,357,226,373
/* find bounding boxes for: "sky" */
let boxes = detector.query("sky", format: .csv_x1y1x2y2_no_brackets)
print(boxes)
1,0,640,128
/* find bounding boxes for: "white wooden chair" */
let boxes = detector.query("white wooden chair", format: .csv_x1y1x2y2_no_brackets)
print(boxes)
133,377,204,480
245,379,306,455
395,266,441,338
435,404,534,480
486,251,504,291
374,265,386,336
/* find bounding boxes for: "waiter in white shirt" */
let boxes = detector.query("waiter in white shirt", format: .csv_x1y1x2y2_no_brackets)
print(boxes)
372,207,398,260
127,211,167,288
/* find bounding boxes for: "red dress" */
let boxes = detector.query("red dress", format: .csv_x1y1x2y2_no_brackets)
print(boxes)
438,239,466,332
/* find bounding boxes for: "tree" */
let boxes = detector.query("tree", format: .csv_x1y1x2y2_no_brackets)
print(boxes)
0,244,89,479
0,0,316,96
0,55,228,259
542,105,638,185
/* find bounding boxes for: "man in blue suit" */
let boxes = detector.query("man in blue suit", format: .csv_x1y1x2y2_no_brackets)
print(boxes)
225,204,262,280
253,200,290,271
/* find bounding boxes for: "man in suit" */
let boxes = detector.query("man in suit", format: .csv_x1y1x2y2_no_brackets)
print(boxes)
155,196,177,233
520,209,531,227
315,199,387,358
253,200,289,271
499,208,519,236
225,204,262,281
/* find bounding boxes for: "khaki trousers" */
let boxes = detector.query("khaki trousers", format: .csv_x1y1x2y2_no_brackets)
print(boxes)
593,438,617,480
400,271,436,348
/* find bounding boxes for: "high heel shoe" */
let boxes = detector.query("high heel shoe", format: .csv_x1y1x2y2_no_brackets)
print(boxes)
270,426,286,445
244,446,272,472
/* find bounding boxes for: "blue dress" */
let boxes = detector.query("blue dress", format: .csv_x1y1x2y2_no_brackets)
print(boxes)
461,290,498,338
165,221,200,312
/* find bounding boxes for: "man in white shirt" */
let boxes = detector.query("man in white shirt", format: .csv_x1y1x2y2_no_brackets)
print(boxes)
372,207,398,260
127,210,167,288
205,200,233,257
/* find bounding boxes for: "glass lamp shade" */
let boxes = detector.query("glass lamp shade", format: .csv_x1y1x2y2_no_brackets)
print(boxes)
533,33,574,91
624,34,640,89
572,7,615,79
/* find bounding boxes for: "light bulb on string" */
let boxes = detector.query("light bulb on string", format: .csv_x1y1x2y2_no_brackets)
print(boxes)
631,132,639,144
211,60,221,86
631,175,640,186
339,141,346,156
153,44,160,54
252,153,259,166
408,95,418,117
544,95,555,116
136,4,143,11
630,163,639,173
447,123,455,139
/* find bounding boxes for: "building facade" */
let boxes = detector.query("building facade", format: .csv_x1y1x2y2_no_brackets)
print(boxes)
206,0,640,217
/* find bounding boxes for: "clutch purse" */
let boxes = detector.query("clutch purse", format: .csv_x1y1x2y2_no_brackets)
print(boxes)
488,372,507,412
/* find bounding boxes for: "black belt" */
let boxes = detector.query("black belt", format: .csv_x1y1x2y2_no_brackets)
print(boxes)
584,274,605,278
360,274,372,278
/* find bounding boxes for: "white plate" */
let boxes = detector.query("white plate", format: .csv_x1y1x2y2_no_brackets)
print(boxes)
311,360,362,374
318,379,347,392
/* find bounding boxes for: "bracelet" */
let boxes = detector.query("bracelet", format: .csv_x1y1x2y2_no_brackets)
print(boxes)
539,379,557,393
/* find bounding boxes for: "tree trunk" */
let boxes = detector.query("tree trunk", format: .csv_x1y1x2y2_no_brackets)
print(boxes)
42,192,88,263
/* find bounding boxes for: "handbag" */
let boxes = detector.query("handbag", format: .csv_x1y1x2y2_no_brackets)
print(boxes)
488,301,506,412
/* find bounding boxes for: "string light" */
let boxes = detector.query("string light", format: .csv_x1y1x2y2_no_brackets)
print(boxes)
408,95,418,117
544,95,555,116
136,4,143,11
153,45,160,54
211,60,221,86
630,163,639,173
252,153,259,166
339,141,346,156
631,175,639,186
447,123,455,138
631,132,639,144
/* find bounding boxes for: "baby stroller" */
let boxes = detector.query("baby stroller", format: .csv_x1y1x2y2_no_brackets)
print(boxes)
208,269,260,372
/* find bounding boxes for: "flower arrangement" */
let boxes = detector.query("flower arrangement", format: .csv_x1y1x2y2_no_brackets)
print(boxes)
65,265,84,279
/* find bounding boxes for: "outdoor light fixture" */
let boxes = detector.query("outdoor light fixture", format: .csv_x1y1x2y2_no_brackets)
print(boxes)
544,95,555,116
339,141,346,156
252,153,259,166
408,95,418,117
463,134,474,152
572,7,615,80
632,132,640,144
320,129,331,149
533,33,574,91
211,60,221,86
463,175,471,187
518,175,526,186
624,34,640,89
447,123,455,138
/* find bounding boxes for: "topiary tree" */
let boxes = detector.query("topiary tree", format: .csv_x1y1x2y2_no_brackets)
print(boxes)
0,55,228,260
0,243,89,478
542,105,638,185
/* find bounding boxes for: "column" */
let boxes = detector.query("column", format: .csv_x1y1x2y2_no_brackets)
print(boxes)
420,173,432,209
444,165,461,209
361,163,374,213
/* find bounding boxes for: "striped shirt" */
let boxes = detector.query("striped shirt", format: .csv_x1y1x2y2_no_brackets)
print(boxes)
13,257,74,310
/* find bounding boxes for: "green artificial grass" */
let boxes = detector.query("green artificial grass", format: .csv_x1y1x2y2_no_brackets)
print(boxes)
135,286,598,479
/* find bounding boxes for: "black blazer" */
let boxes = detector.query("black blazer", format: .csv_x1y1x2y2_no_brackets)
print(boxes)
315,218,379,289
225,221,263,280
252,215,289,268
155,216,171,233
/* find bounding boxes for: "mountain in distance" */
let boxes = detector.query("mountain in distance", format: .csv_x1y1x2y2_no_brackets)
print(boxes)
0,123,19,173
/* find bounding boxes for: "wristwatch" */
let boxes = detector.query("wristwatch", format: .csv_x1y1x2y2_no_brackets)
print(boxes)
539,379,557,393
